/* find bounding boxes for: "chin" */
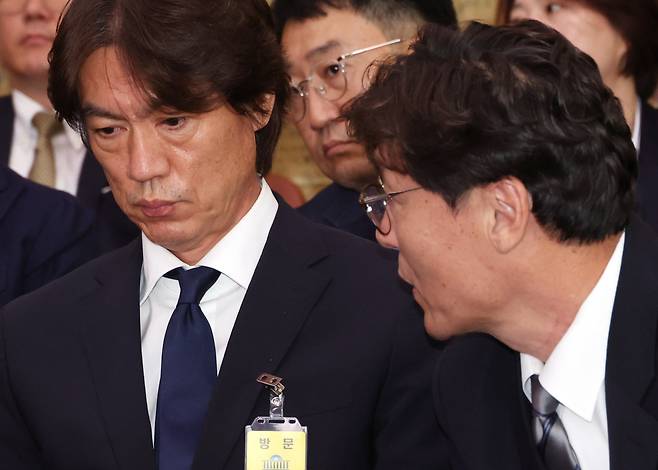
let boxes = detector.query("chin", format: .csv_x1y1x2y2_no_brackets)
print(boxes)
424,317,456,341
331,161,378,190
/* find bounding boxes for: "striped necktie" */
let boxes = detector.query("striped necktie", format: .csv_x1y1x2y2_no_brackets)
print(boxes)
530,374,581,470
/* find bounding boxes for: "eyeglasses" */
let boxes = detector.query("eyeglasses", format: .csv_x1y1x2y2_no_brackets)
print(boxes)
0,0,64,14
288,38,401,123
359,181,421,235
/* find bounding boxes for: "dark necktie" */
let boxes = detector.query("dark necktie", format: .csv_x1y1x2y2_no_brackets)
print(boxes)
155,267,220,470
530,374,581,470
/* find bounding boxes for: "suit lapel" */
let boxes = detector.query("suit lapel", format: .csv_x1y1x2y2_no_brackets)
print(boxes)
636,103,658,230
434,334,544,470
193,203,331,470
0,96,14,166
606,218,658,470
80,240,155,470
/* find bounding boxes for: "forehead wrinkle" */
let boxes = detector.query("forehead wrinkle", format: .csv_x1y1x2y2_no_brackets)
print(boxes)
304,39,342,63
93,46,154,121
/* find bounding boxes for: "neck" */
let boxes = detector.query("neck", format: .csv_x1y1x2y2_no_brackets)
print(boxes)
10,76,52,110
490,233,621,362
607,74,637,130
171,179,262,266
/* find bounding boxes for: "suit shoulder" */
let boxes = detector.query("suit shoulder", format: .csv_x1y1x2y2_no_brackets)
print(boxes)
306,213,396,267
2,241,138,316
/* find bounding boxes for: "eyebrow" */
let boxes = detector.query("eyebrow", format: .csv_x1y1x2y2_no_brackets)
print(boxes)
81,103,156,121
303,39,342,62
81,104,125,121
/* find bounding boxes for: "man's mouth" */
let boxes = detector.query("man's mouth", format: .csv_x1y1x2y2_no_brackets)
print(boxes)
322,139,359,158
21,34,53,47
136,199,177,218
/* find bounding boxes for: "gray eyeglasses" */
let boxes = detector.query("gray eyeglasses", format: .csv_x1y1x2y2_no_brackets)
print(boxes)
288,38,401,122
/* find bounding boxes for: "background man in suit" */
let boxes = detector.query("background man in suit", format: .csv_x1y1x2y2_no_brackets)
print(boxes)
0,1,445,469
347,20,657,470
0,165,97,306
271,0,457,240
0,0,136,250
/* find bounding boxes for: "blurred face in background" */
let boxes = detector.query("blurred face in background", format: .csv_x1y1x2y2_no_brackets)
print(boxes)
0,0,68,86
508,1,628,88
281,7,395,191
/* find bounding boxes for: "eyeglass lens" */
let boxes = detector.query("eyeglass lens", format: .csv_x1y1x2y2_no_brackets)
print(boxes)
289,59,348,122
361,184,391,235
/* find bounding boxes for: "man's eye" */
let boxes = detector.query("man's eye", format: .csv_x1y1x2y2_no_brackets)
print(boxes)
319,62,342,79
96,127,118,136
162,117,186,128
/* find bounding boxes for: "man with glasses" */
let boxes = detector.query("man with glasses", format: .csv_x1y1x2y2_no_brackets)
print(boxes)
0,0,136,251
272,0,457,240
347,20,658,469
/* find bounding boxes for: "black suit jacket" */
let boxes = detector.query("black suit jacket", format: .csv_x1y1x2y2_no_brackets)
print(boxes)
299,182,376,241
432,217,658,470
0,95,138,251
635,102,658,233
0,201,448,470
0,166,98,306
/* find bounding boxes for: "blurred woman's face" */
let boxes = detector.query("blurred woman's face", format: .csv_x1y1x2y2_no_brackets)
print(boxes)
509,1,628,87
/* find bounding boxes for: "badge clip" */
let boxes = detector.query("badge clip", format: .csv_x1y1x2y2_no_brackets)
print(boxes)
257,373,285,418
245,373,308,469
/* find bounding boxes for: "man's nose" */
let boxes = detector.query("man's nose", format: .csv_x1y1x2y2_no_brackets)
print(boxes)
127,130,170,183
305,89,342,131
23,0,55,18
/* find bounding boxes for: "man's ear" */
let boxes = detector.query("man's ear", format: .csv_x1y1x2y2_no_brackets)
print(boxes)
484,177,531,254
251,93,276,131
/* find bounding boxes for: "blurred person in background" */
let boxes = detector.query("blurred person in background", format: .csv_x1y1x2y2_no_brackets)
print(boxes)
0,165,97,306
497,0,658,232
272,0,457,241
0,0,137,250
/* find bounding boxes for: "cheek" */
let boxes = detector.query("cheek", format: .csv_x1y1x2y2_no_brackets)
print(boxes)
295,122,321,149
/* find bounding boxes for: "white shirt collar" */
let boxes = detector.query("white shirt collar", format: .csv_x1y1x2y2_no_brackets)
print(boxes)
632,97,641,151
139,179,279,304
520,232,625,421
12,89,85,152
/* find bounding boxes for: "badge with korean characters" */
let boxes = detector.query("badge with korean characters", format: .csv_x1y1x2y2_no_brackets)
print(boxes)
245,373,307,470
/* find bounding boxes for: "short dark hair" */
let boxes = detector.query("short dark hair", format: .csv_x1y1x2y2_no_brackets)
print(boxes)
496,0,658,101
345,20,638,243
49,0,289,175
271,0,457,40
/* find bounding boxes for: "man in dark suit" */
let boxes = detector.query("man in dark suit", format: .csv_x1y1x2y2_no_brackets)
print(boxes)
0,165,97,306
272,0,457,241
0,0,137,251
346,20,656,470
0,1,445,469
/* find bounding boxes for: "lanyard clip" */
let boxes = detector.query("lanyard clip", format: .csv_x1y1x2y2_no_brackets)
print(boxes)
257,373,285,418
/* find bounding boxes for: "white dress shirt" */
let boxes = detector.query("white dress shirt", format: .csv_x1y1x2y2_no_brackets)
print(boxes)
139,180,278,441
520,233,625,470
8,90,86,195
632,97,641,151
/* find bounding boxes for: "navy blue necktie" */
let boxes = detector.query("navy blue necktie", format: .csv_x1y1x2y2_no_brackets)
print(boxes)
155,267,220,470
